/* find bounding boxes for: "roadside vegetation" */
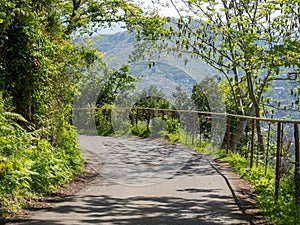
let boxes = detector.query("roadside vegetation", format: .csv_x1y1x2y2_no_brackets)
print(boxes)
0,93,84,220
217,150,300,225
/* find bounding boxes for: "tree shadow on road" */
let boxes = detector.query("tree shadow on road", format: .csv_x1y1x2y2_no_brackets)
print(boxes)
12,193,250,225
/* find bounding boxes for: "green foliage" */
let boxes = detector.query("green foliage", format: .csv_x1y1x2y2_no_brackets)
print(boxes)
0,93,83,202
95,107,115,136
72,0,170,38
216,149,228,159
218,151,300,225
166,118,181,134
76,60,139,136
96,64,138,107
194,140,209,152
0,0,169,220
0,5,93,202
129,116,180,140
130,121,151,138
164,118,181,142
129,86,171,136
191,84,210,113
134,86,170,109
0,0,168,148
167,0,294,115
150,0,300,153
165,133,181,143
172,86,194,110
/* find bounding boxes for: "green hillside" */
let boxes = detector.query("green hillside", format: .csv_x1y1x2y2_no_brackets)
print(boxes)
93,31,218,95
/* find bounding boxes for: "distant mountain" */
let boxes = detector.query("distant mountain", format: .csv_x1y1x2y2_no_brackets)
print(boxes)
92,31,218,96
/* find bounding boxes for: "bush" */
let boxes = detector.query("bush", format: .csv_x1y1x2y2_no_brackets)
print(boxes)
130,122,151,138
166,118,181,134
0,93,84,217
194,140,209,152
95,109,115,136
165,133,181,142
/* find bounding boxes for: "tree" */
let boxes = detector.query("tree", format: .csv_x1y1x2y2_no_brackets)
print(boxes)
96,64,138,107
73,59,138,133
152,0,299,151
191,84,209,112
0,0,92,146
133,85,170,133
191,76,225,141
134,85,170,109
95,63,138,135
0,0,172,214
0,0,169,138
172,86,194,110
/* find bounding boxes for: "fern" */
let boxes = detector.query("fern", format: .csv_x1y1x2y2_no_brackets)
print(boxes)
0,93,28,134
0,92,84,218
2,112,28,124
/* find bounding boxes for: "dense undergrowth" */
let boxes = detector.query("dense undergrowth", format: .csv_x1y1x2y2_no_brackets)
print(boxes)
0,94,84,221
216,150,300,225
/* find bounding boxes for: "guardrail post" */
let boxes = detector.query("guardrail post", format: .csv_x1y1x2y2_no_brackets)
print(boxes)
294,123,300,205
226,115,230,154
146,109,150,132
265,122,272,175
90,108,93,129
275,122,282,203
192,113,196,146
250,119,255,169
135,109,138,127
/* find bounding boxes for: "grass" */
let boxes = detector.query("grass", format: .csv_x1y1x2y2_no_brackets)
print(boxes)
216,150,300,225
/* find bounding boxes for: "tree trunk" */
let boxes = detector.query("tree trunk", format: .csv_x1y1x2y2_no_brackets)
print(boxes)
245,70,265,153
230,118,248,151
253,103,265,153
146,110,150,132
229,105,254,152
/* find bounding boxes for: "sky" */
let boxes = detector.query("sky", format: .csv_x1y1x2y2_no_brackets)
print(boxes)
143,0,185,17
100,0,183,35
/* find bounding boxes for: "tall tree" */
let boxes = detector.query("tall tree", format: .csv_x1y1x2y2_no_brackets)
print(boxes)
97,65,137,107
150,0,300,151
0,0,168,141
134,85,170,109
172,86,193,110
133,85,170,132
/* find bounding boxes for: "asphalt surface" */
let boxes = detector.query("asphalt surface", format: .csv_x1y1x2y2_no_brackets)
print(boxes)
8,135,261,225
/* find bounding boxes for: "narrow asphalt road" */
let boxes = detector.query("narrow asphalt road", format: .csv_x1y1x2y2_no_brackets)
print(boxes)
9,135,263,225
